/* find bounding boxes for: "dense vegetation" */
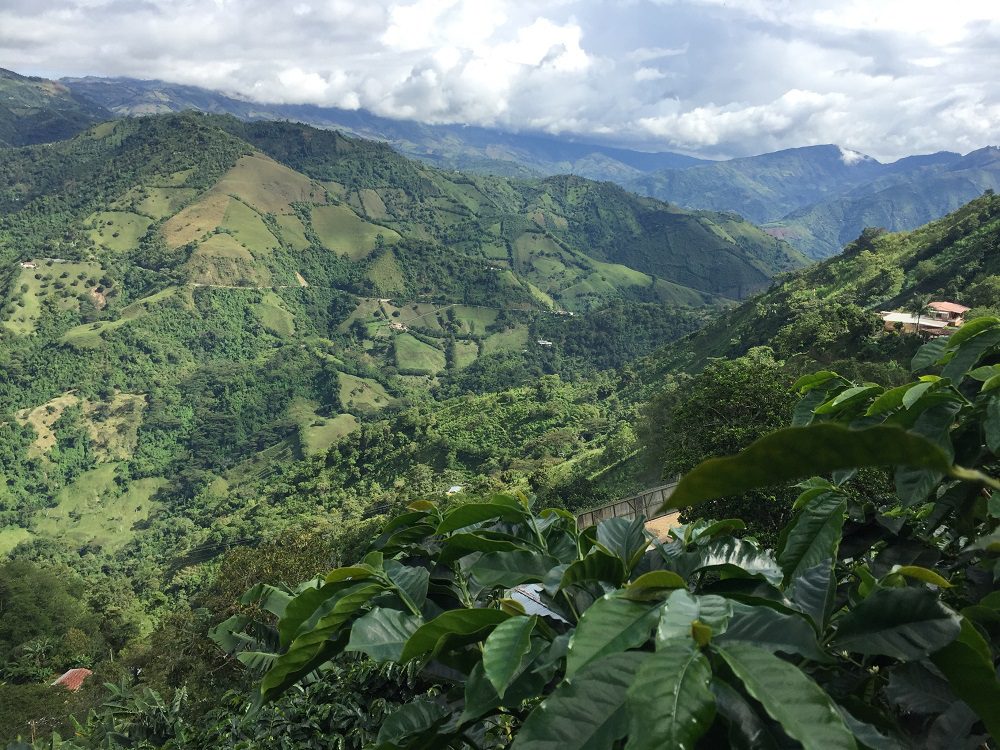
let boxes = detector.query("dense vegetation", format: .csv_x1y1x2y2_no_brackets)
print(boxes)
1,80,998,748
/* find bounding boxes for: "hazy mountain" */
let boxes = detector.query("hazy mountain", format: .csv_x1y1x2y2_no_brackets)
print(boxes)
626,145,1000,258
0,67,109,147
61,75,709,181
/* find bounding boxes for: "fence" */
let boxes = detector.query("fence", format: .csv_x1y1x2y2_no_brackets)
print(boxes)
575,482,679,529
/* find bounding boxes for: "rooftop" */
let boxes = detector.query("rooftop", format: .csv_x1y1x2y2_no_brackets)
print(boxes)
927,301,970,314
51,668,93,692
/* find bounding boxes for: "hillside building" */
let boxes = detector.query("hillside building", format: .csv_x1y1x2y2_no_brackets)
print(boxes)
879,300,970,336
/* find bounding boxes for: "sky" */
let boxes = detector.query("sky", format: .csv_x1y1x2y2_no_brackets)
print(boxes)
1,0,999,160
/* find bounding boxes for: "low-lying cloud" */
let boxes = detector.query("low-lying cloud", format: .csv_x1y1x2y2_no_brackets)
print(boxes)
1,0,998,160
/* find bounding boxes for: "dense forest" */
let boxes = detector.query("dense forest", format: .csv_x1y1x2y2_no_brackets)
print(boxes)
0,88,997,749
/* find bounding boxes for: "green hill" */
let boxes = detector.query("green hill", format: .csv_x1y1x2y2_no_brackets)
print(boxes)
0,68,109,147
649,192,1000,374
0,111,801,565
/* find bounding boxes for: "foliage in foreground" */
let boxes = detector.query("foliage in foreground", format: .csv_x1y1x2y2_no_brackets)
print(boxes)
204,321,1000,749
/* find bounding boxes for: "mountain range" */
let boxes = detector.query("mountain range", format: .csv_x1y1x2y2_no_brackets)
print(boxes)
5,67,998,261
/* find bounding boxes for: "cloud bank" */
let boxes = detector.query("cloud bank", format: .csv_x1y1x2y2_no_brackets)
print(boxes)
1,0,998,159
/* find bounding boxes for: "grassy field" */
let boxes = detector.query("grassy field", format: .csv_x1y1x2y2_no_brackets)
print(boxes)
33,464,165,551
186,234,271,286
161,192,230,248
84,393,146,461
87,211,153,252
453,340,480,369
276,214,311,251
15,392,80,458
134,187,197,219
339,372,392,410
288,398,360,455
254,292,295,336
3,260,105,336
16,391,145,461
215,154,326,214
359,189,388,220
482,326,530,354
367,250,406,294
452,305,498,335
0,527,33,556
312,204,400,260
221,198,279,254
394,333,446,374
61,287,179,348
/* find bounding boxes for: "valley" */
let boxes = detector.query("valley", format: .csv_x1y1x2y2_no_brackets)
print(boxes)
0,60,997,750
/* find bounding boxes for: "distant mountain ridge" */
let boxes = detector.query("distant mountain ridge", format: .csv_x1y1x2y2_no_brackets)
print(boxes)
60,75,709,181
626,144,1000,258
5,67,998,261
0,67,109,147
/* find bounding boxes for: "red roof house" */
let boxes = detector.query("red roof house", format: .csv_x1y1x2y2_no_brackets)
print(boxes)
51,668,93,692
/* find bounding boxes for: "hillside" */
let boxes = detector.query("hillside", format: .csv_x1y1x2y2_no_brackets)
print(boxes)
0,112,801,562
61,75,709,181
650,191,1000,374
0,68,109,147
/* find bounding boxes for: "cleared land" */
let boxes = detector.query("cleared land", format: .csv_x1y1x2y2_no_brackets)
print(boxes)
33,464,166,551
3,260,105,335
87,211,153,252
482,326,529,354
395,333,447,374
312,204,400,260
339,372,391,411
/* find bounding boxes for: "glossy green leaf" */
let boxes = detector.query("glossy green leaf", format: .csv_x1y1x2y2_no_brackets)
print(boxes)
566,595,659,677
345,607,423,662
890,565,951,587
717,643,856,750
715,602,826,661
901,380,936,409
482,615,537,698
261,581,383,701
383,560,429,613
865,383,917,415
375,699,448,749
815,385,881,414
947,315,1000,347
437,500,528,534
622,570,686,601
657,589,732,645
792,371,842,393
511,652,645,750
777,492,846,585
624,638,714,750
559,549,627,590
931,617,1000,739
400,608,509,662
278,579,371,649
941,327,1000,381
662,425,952,512
595,516,648,572
832,586,961,659
787,559,836,631
470,551,559,588
911,336,950,372
712,678,781,750
986,396,1000,454
693,538,782,585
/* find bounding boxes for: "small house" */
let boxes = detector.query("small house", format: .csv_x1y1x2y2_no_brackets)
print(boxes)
925,301,970,327
446,485,463,496
19,261,36,269
536,339,553,347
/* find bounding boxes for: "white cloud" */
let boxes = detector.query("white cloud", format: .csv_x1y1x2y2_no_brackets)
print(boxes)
0,0,998,159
